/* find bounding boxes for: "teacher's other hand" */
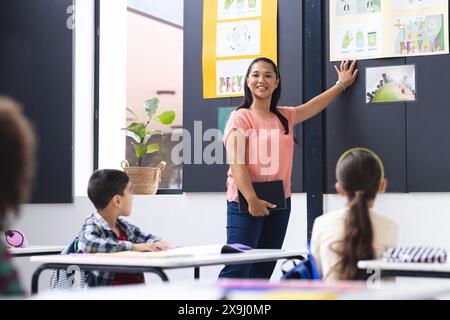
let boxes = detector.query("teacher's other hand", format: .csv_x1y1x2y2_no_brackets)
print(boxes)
335,59,358,89
248,198,276,217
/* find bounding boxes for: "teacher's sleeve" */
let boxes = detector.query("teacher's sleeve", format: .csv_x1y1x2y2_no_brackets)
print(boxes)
222,110,251,147
277,107,297,131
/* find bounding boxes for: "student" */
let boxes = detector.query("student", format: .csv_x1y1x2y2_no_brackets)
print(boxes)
78,169,174,286
311,148,398,281
219,57,358,279
0,97,35,296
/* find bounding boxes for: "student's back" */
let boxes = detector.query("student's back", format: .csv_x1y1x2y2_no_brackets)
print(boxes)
311,148,398,281
312,207,398,281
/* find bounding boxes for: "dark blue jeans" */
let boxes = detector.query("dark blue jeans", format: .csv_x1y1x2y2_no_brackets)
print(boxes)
218,198,291,279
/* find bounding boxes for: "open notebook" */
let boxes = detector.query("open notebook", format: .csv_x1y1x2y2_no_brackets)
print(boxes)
105,244,252,259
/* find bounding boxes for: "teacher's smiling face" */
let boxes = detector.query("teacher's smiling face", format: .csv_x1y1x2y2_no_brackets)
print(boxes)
246,61,280,100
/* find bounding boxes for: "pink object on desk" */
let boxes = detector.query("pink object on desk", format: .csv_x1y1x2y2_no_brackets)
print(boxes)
4,230,27,248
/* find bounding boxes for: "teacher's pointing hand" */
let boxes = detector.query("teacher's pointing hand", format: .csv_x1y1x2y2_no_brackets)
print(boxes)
335,59,359,89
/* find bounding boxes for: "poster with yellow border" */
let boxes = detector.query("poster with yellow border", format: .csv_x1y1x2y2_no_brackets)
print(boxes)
203,0,278,99
330,0,449,61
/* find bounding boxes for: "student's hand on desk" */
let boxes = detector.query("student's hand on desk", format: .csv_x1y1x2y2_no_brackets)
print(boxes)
153,241,175,251
132,242,175,252
248,197,276,217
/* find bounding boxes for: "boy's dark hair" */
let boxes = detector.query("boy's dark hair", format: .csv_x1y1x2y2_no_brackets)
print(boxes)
0,97,35,230
87,170,130,210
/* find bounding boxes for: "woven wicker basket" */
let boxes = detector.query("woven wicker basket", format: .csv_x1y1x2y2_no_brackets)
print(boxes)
121,160,166,195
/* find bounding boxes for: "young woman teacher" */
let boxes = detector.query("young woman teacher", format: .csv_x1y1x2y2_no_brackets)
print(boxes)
219,57,358,279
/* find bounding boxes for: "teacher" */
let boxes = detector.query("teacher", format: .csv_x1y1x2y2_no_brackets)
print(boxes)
219,57,358,279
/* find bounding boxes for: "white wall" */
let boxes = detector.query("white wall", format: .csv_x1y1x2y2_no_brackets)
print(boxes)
9,0,450,297
325,193,450,248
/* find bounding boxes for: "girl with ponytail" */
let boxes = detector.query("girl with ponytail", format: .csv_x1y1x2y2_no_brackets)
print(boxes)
311,148,398,281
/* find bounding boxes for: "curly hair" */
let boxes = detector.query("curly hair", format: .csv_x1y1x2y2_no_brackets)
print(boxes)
0,97,36,230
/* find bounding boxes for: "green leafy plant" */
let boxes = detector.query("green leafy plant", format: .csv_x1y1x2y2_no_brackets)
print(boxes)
123,98,176,167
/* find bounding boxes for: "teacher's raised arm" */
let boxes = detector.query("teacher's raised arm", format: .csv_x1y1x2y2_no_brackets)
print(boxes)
293,59,359,125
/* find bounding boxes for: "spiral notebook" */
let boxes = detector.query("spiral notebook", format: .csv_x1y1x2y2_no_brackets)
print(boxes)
238,180,286,214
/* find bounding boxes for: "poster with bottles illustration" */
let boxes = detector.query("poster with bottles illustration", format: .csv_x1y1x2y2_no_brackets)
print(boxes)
218,0,262,21
203,0,277,99
330,0,448,61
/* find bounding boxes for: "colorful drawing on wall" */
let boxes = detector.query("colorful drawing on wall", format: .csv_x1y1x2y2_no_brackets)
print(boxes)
366,65,416,103
393,0,444,11
335,0,381,16
218,0,262,21
203,0,277,99
394,15,445,55
329,0,449,61
216,20,261,57
335,21,383,59
218,107,236,135
216,59,252,96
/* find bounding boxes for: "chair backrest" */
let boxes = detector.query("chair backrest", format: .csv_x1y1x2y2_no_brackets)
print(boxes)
281,258,318,280
49,237,86,290
281,243,320,280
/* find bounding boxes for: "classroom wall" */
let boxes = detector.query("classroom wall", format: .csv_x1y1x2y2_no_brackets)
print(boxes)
325,193,450,248
8,0,450,295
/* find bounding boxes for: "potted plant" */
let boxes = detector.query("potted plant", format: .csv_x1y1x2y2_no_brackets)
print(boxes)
121,98,176,195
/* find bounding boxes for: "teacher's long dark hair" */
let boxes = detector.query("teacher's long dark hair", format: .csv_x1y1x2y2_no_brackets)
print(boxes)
237,57,290,136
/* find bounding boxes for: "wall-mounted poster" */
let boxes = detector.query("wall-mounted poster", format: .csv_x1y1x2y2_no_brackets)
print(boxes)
393,0,444,11
334,19,383,60
330,0,449,61
366,65,416,103
394,14,445,55
218,0,263,20
216,20,262,57
203,0,277,99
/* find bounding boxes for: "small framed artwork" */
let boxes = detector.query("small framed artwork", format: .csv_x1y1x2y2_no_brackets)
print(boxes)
366,64,417,104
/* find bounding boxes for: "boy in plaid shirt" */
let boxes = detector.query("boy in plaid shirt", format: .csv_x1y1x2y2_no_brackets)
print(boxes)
79,169,173,286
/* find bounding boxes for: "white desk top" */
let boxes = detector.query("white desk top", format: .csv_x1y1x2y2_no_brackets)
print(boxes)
32,282,224,300
8,245,66,257
358,260,450,272
31,279,450,300
30,249,306,269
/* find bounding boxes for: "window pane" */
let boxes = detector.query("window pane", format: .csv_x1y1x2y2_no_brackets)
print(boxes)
126,1,183,190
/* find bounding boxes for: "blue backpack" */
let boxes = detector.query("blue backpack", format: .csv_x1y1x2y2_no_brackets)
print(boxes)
281,243,320,280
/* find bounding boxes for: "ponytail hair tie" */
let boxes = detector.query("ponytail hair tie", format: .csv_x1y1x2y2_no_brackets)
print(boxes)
355,191,365,196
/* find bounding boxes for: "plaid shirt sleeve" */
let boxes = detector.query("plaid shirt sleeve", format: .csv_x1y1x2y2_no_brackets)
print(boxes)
78,220,133,253
122,220,161,244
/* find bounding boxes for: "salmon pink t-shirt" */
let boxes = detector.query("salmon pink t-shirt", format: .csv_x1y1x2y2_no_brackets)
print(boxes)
223,107,297,202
